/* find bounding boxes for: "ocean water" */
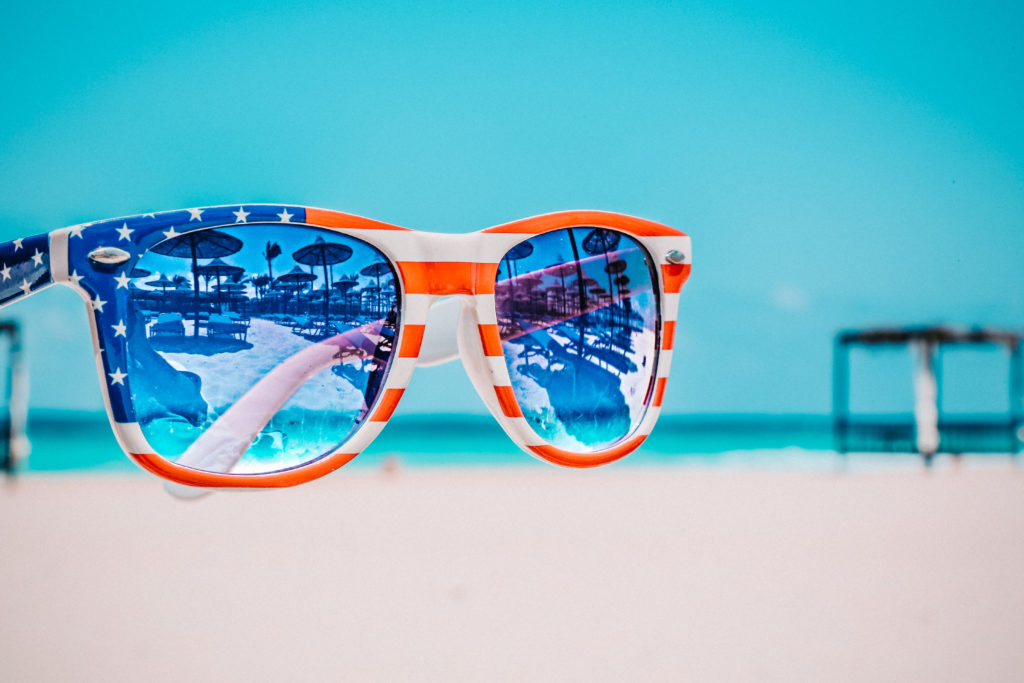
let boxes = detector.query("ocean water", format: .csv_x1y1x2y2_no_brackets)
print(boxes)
21,412,854,473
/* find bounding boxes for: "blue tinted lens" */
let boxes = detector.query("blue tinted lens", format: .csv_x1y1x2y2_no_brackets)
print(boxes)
126,225,399,474
495,227,660,451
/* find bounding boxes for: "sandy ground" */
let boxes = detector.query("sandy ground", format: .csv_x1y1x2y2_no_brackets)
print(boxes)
1,466,1023,682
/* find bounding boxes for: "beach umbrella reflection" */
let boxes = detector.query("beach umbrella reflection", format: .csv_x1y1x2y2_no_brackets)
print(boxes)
582,228,621,256
502,241,534,318
142,274,176,311
603,259,627,326
293,237,353,334
196,258,245,311
565,230,590,357
547,262,578,315
150,230,243,336
215,281,247,300
516,274,543,317
583,229,622,322
332,278,358,317
124,266,151,292
146,275,175,293
359,262,392,315
275,266,317,315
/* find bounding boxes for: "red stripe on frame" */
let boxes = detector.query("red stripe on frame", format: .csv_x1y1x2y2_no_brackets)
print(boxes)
370,388,405,422
528,434,647,468
130,451,360,488
305,208,409,231
662,321,676,350
397,262,499,296
494,386,524,418
478,324,504,357
483,211,684,237
653,378,668,407
399,324,425,357
661,263,691,294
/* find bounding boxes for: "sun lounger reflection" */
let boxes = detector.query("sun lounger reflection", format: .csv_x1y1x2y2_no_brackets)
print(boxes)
207,313,248,341
149,313,185,338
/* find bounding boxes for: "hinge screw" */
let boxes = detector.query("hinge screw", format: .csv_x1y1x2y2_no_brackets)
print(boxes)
88,247,131,265
666,250,687,264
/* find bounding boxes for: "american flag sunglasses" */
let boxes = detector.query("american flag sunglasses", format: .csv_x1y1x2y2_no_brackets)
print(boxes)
0,206,691,497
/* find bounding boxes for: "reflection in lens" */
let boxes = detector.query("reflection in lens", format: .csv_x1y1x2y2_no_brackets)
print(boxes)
495,227,659,452
126,225,399,474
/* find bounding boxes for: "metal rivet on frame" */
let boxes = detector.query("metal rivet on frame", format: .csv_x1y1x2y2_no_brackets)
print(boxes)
665,250,687,264
88,247,131,265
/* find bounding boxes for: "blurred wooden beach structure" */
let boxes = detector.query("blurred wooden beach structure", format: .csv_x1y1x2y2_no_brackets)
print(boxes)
833,326,1023,461
0,320,27,474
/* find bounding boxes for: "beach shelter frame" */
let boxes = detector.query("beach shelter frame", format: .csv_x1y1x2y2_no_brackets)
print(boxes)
0,205,690,492
833,326,1024,460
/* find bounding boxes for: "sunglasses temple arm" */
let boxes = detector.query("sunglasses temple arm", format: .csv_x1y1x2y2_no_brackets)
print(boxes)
0,232,55,313
0,232,54,476
175,324,385,473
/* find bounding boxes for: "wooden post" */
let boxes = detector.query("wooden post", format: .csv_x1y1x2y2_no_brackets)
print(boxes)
913,340,940,463
1011,341,1023,454
833,334,849,454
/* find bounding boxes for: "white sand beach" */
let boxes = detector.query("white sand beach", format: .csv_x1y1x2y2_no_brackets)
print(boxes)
2,466,1024,682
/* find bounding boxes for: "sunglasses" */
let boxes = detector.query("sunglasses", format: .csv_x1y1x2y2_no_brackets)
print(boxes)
2,205,691,495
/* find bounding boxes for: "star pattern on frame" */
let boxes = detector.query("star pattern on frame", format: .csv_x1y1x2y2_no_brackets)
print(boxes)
0,232,50,306
59,204,307,424
55,205,306,312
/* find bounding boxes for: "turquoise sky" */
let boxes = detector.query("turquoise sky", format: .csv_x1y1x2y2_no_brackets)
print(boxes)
1,1,1022,415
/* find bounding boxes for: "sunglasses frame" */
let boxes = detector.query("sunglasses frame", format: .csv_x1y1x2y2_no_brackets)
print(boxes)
3,205,690,490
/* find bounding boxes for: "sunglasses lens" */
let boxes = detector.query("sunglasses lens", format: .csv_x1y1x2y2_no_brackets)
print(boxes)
125,225,399,474
495,227,660,452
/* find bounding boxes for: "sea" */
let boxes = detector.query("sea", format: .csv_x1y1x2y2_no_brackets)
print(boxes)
18,411,980,474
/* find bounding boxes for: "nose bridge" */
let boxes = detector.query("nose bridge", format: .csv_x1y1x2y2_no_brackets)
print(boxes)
415,296,464,366
395,232,498,296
